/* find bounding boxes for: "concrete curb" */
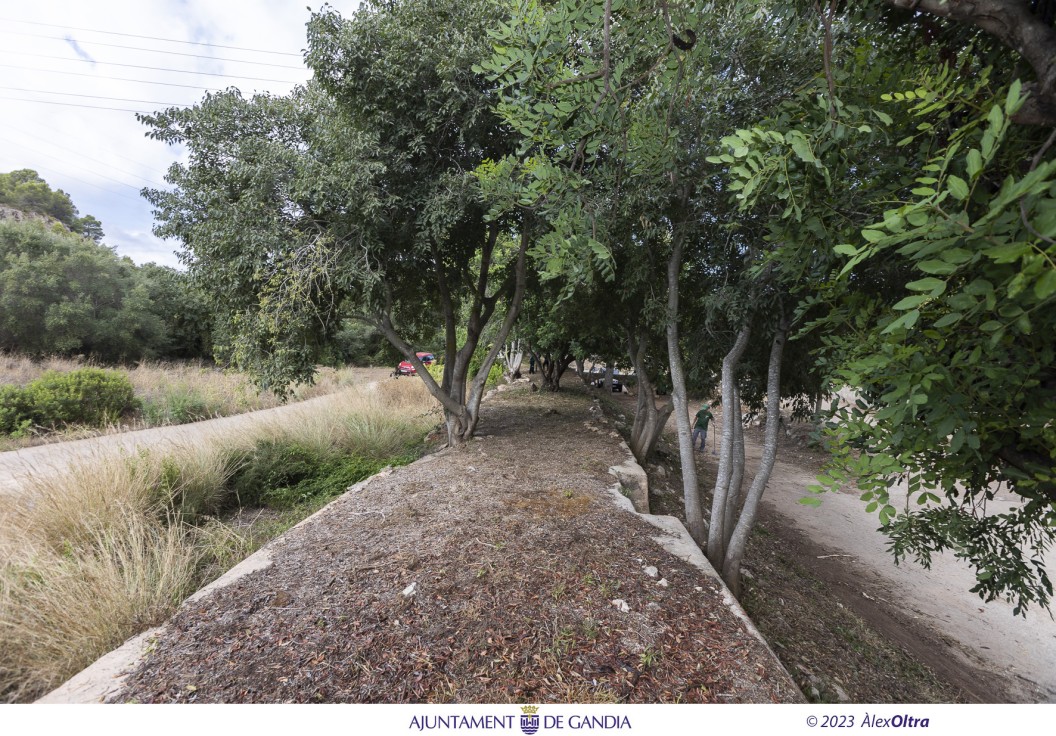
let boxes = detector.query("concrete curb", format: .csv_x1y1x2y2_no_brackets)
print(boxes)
604,439,804,700
36,468,394,704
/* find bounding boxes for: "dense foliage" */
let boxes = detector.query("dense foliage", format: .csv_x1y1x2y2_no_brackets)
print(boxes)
0,215,210,363
131,0,1055,610
0,169,104,241
0,367,138,435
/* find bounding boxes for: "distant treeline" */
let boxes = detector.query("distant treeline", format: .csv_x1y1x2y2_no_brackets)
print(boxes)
0,170,211,362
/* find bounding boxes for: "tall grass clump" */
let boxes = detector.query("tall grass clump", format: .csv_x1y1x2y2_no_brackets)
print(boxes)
0,377,440,702
0,512,201,703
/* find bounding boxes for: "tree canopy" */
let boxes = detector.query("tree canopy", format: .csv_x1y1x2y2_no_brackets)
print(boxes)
137,0,1056,611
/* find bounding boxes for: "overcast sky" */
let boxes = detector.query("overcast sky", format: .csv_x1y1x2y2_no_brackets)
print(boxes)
1,0,363,267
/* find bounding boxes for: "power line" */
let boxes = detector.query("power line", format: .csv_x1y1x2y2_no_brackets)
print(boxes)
5,50,303,84
6,140,146,203
0,86,185,107
0,17,302,57
0,63,225,92
22,115,178,177
0,29,305,70
0,96,149,113
5,122,167,189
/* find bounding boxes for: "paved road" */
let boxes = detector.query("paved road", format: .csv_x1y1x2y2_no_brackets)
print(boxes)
759,440,1056,703
0,391,352,501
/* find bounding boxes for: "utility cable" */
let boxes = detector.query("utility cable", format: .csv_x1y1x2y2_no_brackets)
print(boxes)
0,86,184,107
0,29,305,69
0,17,302,56
2,50,303,84
4,122,164,188
0,63,225,91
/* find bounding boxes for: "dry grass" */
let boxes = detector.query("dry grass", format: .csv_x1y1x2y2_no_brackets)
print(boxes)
0,353,366,449
0,512,201,703
0,376,440,703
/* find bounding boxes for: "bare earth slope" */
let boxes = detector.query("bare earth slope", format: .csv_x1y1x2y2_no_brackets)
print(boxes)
46,385,801,704
620,391,1056,704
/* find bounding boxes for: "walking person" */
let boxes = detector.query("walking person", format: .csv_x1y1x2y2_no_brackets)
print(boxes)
692,402,714,453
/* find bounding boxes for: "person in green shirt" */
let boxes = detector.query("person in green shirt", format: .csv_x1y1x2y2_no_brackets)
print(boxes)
693,403,714,453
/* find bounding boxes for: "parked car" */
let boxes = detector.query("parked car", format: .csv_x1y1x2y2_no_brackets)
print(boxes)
395,352,435,376
588,365,624,392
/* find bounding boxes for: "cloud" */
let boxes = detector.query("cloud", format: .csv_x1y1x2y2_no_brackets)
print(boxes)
0,0,362,267
63,35,96,63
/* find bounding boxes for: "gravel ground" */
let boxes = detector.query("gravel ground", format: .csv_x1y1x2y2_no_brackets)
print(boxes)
106,384,801,704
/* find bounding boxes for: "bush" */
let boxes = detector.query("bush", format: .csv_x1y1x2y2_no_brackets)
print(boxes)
228,440,320,507
141,387,218,425
0,384,33,435
227,438,390,510
0,368,138,434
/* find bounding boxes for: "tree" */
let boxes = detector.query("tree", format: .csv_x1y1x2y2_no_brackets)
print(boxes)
709,3,1056,611
878,0,1056,125
482,1,828,595
0,169,80,228
0,219,170,361
142,0,529,444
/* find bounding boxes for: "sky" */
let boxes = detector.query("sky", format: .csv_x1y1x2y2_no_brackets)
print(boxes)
0,0,363,267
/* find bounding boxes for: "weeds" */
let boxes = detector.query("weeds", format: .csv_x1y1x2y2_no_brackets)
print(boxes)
0,376,441,702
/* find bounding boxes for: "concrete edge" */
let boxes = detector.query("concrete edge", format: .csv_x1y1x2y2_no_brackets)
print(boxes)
604,440,804,700
35,467,396,704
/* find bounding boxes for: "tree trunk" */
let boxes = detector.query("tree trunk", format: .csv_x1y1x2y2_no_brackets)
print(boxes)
722,384,745,552
603,363,614,392
707,324,751,566
575,358,590,385
502,338,524,380
665,235,706,544
722,319,789,598
463,229,530,438
539,348,574,391
377,226,528,446
627,328,674,465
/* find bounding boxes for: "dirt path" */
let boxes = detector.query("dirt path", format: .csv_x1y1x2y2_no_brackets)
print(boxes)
43,384,801,704
0,368,393,501
613,390,1056,703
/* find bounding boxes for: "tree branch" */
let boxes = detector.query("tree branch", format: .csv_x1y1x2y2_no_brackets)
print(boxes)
882,0,1056,125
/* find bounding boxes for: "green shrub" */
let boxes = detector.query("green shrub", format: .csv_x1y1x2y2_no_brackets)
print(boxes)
0,368,137,434
0,385,34,435
228,440,334,508
226,438,402,510
259,455,387,510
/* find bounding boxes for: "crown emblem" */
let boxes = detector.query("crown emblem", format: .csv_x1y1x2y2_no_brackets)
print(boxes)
521,705,539,715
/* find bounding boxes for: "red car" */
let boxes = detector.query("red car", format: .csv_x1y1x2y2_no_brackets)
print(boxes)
395,352,435,376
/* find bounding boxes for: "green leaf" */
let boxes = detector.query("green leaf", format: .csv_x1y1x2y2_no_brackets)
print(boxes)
984,243,1030,263
1005,79,1023,116
906,277,946,293
834,243,858,256
917,260,957,275
947,175,969,201
881,309,920,334
862,229,885,243
893,294,927,310
798,496,823,507
1034,269,1056,300
966,149,983,179
987,103,1004,131
790,136,815,163
933,312,962,328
